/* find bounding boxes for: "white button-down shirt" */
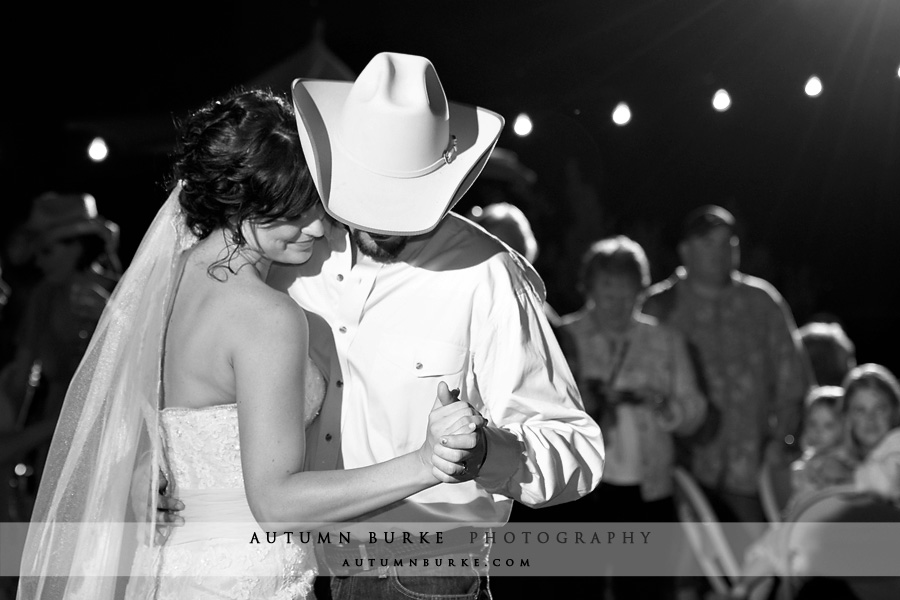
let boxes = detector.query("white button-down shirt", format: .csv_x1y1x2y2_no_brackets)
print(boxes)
269,213,604,526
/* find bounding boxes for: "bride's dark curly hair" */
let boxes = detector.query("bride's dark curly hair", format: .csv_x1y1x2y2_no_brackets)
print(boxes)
171,88,319,250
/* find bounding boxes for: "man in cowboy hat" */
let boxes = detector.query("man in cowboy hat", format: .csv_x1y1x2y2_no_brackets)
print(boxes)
265,52,605,599
0,192,122,522
2,192,121,396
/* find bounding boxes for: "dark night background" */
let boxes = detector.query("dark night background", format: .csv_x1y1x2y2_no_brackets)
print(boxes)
2,0,899,372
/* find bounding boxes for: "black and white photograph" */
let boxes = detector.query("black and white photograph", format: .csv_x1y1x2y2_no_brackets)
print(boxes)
2,2,899,599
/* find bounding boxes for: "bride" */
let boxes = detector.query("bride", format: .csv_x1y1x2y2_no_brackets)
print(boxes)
17,89,482,600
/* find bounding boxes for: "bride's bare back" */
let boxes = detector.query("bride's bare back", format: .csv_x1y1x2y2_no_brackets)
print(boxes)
162,234,308,411
153,88,478,530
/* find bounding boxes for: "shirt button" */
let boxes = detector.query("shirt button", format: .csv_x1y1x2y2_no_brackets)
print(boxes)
336,274,344,282
339,326,347,334
415,362,423,370
325,433,333,441
336,380,343,388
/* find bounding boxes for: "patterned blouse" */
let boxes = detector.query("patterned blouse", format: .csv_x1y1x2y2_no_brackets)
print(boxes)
560,311,707,501
642,270,812,495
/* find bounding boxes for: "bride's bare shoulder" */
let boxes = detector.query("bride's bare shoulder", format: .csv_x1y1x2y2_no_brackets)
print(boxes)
226,280,309,342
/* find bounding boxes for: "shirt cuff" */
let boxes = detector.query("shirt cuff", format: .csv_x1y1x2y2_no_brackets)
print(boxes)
475,426,526,491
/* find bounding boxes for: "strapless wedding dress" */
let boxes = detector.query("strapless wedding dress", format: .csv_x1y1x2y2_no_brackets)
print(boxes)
125,394,322,599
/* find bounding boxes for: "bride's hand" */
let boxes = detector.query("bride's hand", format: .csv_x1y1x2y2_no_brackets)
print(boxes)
418,382,485,483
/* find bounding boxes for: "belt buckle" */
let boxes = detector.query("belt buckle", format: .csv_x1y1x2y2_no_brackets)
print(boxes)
358,543,370,572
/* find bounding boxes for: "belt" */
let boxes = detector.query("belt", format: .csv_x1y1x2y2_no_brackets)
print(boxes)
316,527,491,576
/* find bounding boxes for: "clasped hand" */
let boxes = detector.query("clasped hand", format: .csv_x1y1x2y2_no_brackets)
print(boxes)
154,381,488,540
418,381,487,483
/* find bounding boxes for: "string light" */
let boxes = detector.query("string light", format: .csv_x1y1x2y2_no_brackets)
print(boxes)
612,102,631,126
712,89,732,112
88,137,109,162
805,76,823,97
513,113,533,136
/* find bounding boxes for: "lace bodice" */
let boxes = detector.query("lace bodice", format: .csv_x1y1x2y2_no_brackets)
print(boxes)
160,358,327,490
132,364,325,599
131,405,318,599
161,404,243,489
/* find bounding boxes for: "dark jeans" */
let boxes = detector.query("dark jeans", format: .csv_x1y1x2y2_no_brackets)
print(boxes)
329,572,490,600
493,482,679,599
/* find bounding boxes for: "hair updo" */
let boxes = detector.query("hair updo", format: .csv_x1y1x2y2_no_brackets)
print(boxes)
171,88,319,245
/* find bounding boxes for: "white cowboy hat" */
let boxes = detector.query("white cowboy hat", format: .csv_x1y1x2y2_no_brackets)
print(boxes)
291,52,505,235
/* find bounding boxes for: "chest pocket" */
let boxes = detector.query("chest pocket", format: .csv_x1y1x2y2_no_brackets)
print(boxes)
379,336,468,378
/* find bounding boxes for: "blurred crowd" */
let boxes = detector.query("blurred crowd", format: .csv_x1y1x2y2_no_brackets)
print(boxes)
464,154,900,600
1,152,897,600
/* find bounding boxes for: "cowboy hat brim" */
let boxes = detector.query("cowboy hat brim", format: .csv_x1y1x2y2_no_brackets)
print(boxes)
292,78,505,236
21,219,119,261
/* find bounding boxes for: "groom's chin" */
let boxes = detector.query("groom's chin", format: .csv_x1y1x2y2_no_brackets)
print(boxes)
352,230,409,262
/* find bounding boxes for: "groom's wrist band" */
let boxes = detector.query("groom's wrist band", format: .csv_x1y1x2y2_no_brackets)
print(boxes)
476,428,488,473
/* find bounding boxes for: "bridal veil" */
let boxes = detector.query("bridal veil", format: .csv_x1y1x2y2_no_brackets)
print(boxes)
18,185,196,599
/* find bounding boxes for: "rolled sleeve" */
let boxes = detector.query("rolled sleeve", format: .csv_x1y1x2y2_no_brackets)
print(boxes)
473,269,604,507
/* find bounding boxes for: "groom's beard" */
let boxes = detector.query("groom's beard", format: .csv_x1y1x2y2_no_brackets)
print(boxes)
351,229,409,262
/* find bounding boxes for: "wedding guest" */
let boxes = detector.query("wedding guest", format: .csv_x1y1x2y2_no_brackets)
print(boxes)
559,235,706,600
642,205,812,525
468,201,563,329
790,386,846,499
0,192,121,519
798,320,857,387
739,363,900,595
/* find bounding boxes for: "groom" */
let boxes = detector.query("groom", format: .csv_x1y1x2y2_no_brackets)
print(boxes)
266,52,605,599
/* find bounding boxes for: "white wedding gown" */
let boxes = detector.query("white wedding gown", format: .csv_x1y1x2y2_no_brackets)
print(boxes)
125,363,326,600
16,192,328,600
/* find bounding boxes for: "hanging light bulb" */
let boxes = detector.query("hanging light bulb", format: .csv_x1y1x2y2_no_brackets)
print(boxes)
712,89,731,112
88,137,109,162
612,102,631,126
805,76,823,97
513,113,533,136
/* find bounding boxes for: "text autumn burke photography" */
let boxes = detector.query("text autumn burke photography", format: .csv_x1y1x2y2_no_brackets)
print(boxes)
247,529,653,545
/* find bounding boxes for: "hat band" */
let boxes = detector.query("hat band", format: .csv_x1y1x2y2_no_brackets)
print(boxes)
338,135,459,180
